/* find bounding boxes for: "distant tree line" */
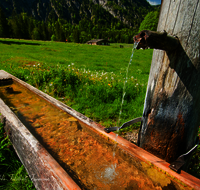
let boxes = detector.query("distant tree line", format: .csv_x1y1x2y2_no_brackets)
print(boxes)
0,7,159,43
138,11,160,32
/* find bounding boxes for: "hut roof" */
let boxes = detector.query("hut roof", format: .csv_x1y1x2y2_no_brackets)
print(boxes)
86,39,108,43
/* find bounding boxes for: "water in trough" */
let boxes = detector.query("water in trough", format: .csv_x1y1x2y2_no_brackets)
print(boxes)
0,81,161,189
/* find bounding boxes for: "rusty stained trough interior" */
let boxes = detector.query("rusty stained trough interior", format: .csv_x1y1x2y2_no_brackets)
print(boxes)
0,70,200,190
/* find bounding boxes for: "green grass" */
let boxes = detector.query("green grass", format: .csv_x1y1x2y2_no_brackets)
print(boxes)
0,38,199,184
0,39,152,84
0,38,152,127
0,120,35,190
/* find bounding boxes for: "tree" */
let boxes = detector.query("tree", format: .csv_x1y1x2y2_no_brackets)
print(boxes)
9,11,23,39
138,11,159,32
54,21,65,42
73,27,80,43
19,13,30,39
80,31,88,43
40,21,49,41
0,7,10,38
28,18,35,39
32,28,41,40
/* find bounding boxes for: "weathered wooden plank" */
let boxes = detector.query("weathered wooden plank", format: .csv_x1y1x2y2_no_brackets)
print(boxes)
0,98,81,190
0,70,13,86
173,0,190,38
137,0,200,168
164,0,182,34
185,0,200,66
157,0,171,30
180,0,199,46
0,71,12,80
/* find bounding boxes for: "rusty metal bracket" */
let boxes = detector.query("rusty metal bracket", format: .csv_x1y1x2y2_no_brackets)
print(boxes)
169,137,199,173
104,117,142,133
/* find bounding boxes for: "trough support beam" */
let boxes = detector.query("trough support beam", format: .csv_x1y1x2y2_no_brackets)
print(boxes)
136,0,200,168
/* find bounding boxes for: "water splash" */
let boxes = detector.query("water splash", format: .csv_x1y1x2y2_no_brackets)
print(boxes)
117,42,139,128
102,163,117,181
94,162,117,185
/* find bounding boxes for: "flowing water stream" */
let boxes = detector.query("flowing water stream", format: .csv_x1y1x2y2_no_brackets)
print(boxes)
117,42,139,128
105,42,139,184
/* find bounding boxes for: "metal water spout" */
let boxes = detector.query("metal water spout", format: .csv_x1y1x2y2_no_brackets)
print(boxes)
133,30,180,52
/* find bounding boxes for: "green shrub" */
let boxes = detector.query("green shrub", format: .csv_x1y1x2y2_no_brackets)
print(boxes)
51,34,56,41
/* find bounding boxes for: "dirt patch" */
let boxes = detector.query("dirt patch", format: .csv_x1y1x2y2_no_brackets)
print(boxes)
121,129,139,144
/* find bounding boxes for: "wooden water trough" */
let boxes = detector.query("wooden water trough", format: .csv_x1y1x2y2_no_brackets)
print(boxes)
0,70,200,190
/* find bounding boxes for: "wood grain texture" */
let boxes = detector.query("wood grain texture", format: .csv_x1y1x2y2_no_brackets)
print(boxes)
139,0,200,165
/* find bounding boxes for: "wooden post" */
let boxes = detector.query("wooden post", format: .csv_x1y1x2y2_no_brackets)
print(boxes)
136,0,200,166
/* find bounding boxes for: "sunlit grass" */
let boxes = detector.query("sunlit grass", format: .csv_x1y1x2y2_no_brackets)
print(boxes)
0,38,153,127
0,39,152,84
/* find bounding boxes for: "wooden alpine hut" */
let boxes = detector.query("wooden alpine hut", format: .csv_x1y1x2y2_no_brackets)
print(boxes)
86,39,110,45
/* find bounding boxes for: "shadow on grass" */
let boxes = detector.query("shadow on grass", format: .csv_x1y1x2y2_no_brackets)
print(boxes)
0,40,41,46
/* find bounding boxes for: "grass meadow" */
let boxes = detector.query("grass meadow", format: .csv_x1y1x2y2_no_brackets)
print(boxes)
0,38,199,189
0,38,152,127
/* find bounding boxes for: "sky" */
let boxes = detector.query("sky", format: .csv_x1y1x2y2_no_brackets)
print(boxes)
147,0,161,5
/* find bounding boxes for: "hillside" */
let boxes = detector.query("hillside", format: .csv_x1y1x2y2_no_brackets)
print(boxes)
0,0,160,43
0,0,154,28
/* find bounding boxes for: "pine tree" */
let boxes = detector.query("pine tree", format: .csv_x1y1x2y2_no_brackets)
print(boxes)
20,13,29,39
73,27,80,43
9,10,23,39
32,27,41,40
0,7,10,38
28,18,35,39
41,21,49,41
